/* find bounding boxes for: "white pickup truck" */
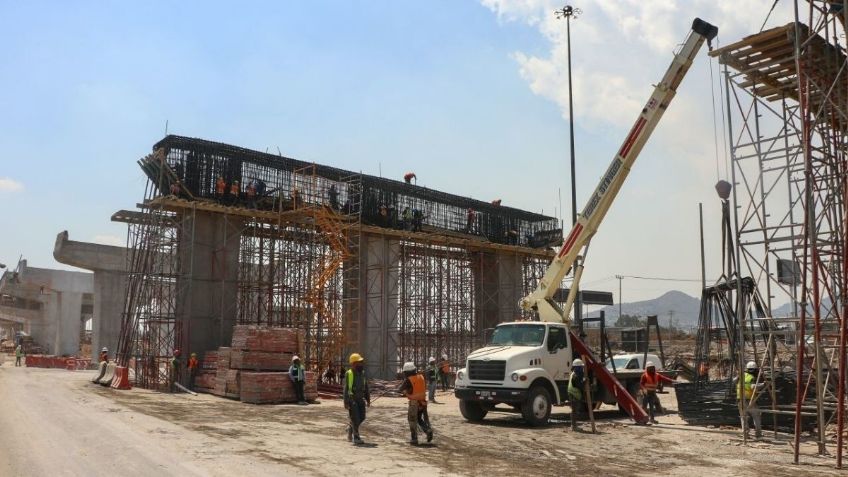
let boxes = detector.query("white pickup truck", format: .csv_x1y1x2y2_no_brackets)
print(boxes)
454,322,674,426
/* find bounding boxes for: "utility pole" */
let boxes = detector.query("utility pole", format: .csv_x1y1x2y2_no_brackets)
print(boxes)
555,4,582,329
615,274,623,321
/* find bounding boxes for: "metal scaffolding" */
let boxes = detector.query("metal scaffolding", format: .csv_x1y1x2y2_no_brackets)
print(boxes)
116,136,558,388
711,1,847,466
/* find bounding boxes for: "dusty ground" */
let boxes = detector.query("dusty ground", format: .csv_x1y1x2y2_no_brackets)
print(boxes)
0,359,842,476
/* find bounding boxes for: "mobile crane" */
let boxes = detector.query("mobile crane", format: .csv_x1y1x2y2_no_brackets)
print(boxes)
454,18,718,426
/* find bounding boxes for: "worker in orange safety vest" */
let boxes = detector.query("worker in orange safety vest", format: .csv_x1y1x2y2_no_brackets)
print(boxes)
399,362,433,445
640,361,675,424
187,352,199,391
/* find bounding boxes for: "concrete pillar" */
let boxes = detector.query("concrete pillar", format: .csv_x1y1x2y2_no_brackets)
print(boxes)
53,231,128,361
53,291,83,355
177,211,242,356
474,252,524,341
361,234,400,379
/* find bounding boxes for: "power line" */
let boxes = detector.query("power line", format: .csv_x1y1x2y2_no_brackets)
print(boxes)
621,275,705,283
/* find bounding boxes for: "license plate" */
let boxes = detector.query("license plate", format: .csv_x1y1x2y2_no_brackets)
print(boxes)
479,391,491,398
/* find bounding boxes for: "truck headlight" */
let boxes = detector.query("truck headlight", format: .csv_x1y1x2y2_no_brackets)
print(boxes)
511,372,519,382
458,370,465,380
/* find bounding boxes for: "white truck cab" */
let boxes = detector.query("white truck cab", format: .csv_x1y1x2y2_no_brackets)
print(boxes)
454,322,573,426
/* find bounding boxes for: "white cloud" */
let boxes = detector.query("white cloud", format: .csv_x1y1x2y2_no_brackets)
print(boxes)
91,234,125,247
0,177,24,192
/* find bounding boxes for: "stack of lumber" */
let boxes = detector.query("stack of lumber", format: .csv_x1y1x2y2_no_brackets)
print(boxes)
210,326,317,404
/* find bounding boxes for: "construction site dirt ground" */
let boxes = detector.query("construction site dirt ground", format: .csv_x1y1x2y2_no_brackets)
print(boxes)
0,363,841,476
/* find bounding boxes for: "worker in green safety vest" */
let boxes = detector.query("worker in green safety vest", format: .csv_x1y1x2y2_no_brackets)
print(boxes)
738,361,763,439
568,358,596,431
344,353,371,445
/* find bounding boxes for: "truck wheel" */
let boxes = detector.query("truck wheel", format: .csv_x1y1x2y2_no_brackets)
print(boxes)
460,400,487,422
522,386,551,427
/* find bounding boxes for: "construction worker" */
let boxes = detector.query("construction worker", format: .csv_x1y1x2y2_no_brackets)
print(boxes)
246,180,257,209
738,361,763,439
289,355,307,405
170,349,181,392
14,344,22,367
328,184,339,210
568,358,595,430
229,180,240,205
640,361,674,424
426,357,439,403
399,362,433,445
439,354,450,391
187,352,199,391
344,353,371,445
404,172,416,184
92,347,109,384
99,347,109,363
465,208,476,234
402,207,413,230
215,176,226,199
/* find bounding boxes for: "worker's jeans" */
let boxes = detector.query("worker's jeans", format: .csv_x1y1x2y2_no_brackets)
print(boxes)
189,368,197,391
643,391,662,420
407,401,432,439
740,401,762,437
440,373,449,391
348,399,367,438
293,380,305,402
428,380,437,401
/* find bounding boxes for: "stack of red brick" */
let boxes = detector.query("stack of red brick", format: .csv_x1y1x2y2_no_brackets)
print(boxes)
209,325,318,404
194,351,218,393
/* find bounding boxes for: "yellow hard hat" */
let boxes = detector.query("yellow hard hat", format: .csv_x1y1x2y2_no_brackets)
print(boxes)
349,353,364,364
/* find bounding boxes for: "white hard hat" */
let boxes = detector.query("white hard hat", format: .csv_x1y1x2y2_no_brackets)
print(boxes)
402,362,416,373
646,361,655,368
572,358,584,367
428,357,436,363
442,354,448,360
746,361,757,370
101,347,108,352
292,355,301,362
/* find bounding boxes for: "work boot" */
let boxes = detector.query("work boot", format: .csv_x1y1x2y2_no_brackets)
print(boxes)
426,430,433,443
353,436,364,445
410,433,419,445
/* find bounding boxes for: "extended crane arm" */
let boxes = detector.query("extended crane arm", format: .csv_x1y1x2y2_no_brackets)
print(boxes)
521,18,718,324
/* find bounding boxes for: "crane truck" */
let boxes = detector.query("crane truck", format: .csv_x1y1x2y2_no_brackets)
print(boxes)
454,18,718,426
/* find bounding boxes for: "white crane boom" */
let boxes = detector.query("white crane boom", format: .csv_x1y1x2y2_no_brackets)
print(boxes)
521,18,718,323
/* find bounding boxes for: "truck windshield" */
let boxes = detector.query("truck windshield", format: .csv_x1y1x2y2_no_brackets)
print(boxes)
607,357,631,371
490,324,546,346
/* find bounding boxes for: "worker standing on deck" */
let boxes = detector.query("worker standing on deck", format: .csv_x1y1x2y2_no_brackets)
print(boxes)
568,358,595,430
229,180,240,205
170,349,181,392
215,176,226,199
15,344,22,367
344,353,371,445
289,355,307,405
399,362,433,445
439,354,450,391
402,207,413,230
426,357,439,403
640,361,674,424
187,352,199,391
246,180,257,209
738,361,763,439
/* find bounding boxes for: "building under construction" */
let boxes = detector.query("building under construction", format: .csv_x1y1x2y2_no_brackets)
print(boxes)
113,135,560,385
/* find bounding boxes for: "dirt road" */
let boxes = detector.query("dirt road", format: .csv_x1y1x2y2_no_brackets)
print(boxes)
0,364,841,476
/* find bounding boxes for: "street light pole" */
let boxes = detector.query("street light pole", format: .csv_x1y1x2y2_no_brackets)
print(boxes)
615,275,623,320
555,4,582,329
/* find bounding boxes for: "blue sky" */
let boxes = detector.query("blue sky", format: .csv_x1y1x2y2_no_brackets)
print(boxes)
0,1,795,303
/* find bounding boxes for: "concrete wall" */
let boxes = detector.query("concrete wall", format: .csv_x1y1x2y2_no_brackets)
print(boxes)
53,231,128,361
177,211,242,356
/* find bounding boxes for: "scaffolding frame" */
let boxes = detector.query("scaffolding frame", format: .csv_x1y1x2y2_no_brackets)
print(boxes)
117,136,557,388
711,1,848,466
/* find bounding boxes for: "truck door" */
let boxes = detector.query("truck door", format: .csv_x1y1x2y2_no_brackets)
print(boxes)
542,326,571,389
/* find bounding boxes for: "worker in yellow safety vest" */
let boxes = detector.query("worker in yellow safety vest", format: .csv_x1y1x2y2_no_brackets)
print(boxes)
399,362,433,445
344,353,371,445
738,361,763,439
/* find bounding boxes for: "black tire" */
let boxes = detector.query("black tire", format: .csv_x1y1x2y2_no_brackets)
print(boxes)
460,400,488,422
522,386,552,427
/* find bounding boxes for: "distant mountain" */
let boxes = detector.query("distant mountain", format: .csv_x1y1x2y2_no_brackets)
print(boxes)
596,290,701,329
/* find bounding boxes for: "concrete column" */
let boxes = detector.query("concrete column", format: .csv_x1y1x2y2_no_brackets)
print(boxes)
474,251,523,341
53,231,128,361
177,211,242,356
53,291,83,356
362,234,400,379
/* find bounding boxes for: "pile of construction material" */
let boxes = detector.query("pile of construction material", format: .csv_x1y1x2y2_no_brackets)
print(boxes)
193,351,218,393
209,325,318,404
